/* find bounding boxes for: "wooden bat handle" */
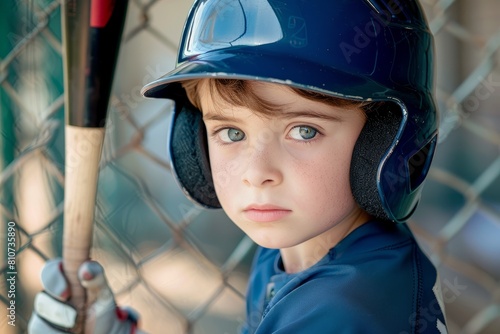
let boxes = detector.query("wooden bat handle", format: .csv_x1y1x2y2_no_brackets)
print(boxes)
63,125,105,333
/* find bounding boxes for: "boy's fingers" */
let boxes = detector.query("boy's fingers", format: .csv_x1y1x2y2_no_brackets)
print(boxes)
40,258,71,302
32,292,78,330
81,268,141,334
30,259,143,334
28,311,69,334
78,260,106,288
78,260,114,307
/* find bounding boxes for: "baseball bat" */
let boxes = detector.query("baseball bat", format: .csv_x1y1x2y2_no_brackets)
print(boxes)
61,0,128,332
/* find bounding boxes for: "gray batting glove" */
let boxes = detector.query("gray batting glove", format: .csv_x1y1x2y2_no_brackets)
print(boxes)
28,259,146,334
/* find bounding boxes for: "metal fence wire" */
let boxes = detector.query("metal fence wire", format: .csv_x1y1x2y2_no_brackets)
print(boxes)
1,0,499,333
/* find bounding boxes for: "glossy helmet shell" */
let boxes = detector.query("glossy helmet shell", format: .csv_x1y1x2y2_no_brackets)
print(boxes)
142,0,438,222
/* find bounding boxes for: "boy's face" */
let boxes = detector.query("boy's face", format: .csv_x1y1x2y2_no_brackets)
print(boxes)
200,81,369,250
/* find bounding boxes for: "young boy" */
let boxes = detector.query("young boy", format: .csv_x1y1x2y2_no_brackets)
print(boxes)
30,0,447,333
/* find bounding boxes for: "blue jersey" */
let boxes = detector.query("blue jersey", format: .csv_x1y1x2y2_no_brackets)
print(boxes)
242,220,447,333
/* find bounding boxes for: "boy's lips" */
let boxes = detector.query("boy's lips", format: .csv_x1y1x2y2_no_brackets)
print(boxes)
243,204,292,222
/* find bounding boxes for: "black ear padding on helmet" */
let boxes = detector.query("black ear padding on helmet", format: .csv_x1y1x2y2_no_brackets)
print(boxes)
170,104,221,208
350,103,403,221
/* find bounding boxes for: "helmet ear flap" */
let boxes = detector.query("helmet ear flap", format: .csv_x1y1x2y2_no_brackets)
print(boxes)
350,103,403,221
169,104,221,208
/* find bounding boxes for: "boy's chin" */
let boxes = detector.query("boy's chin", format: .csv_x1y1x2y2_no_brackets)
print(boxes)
246,234,302,250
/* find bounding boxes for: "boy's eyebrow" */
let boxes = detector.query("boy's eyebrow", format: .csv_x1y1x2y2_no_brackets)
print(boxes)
203,112,239,122
277,110,343,122
203,110,344,122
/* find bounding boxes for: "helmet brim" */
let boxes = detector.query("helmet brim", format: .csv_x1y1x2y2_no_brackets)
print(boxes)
141,50,395,103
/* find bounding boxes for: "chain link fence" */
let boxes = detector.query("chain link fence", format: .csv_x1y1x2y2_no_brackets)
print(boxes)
1,0,499,333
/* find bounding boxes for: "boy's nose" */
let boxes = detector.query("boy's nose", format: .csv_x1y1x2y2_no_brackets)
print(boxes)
241,143,283,188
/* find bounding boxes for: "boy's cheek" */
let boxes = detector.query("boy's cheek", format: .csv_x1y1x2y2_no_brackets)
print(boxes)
209,146,255,188
211,159,243,189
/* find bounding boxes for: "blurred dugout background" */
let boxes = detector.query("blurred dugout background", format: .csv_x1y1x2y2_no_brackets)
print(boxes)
0,0,499,333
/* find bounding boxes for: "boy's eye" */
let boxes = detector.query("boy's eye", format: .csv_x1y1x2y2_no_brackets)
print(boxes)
288,126,318,141
219,128,245,142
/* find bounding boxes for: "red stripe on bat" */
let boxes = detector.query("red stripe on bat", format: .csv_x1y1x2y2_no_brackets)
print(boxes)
90,0,116,27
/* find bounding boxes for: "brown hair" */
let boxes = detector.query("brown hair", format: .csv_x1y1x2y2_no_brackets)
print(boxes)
182,78,380,117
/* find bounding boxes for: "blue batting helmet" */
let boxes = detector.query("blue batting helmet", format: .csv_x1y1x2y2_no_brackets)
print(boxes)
141,0,438,222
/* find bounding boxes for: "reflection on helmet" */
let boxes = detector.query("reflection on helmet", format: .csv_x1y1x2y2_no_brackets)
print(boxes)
186,0,284,54
142,0,438,223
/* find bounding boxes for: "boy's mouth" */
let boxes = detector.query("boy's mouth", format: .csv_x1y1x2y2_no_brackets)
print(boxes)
243,204,292,223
